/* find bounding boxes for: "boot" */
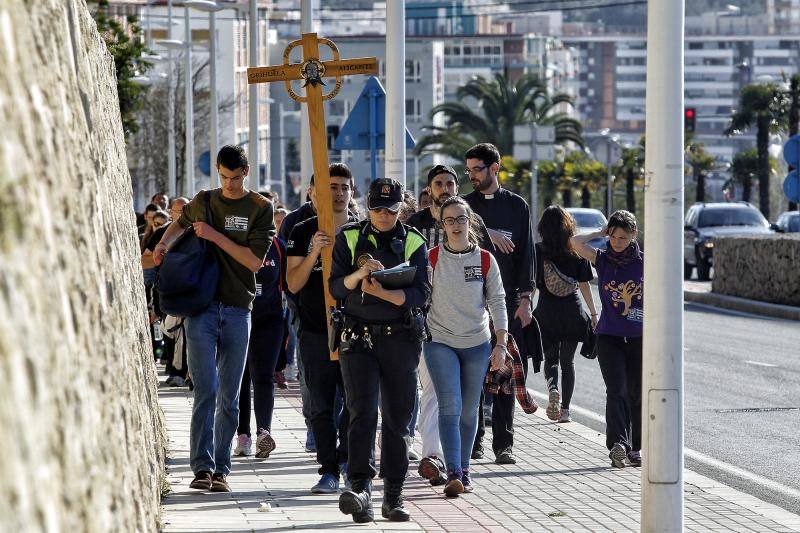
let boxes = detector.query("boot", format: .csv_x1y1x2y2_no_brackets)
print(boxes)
381,480,410,522
339,477,373,523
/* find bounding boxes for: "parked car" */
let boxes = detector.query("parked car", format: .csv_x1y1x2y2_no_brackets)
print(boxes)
772,211,800,233
683,202,772,281
566,208,608,249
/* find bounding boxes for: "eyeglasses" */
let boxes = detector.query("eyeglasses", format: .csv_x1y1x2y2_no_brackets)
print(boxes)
368,206,399,215
442,215,469,226
464,165,487,176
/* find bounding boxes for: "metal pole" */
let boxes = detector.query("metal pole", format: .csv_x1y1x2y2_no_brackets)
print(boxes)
248,0,259,189
385,0,406,187
642,0,685,530
300,0,313,191
369,88,378,182
279,103,286,200
530,122,538,223
209,9,219,188
184,6,195,197
145,0,152,49
167,0,177,197
606,145,613,217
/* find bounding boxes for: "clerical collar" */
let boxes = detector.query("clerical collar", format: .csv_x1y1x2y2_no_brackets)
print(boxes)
483,194,494,199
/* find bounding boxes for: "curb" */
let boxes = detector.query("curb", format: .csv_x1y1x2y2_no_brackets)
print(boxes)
684,290,800,321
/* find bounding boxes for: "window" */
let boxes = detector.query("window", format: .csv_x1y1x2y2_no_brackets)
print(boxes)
406,98,422,120
405,60,422,82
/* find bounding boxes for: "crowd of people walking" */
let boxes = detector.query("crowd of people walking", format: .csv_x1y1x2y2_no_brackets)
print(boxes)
140,141,644,523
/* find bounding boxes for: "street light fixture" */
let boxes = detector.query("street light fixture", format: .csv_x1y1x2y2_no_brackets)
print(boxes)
185,0,224,189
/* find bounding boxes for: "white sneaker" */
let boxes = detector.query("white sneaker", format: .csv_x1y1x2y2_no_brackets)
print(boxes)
546,390,561,421
233,434,252,456
558,408,571,423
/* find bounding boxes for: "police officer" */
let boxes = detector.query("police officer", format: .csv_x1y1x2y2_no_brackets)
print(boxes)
329,178,430,523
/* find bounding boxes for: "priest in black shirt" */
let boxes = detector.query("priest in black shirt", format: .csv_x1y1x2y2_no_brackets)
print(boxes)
463,143,535,466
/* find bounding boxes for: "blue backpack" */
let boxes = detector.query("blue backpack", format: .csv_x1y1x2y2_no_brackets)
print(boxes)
156,191,220,317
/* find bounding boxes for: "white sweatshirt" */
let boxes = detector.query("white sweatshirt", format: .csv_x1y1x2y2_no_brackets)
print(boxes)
427,246,508,349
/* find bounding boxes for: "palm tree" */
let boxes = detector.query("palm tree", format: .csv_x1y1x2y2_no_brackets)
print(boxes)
613,137,645,214
725,83,789,218
685,138,717,203
415,72,584,161
563,152,607,208
728,148,777,203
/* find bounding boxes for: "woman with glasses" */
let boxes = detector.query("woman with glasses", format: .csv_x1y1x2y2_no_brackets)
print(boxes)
329,178,431,523
424,196,507,497
571,210,644,468
533,206,597,424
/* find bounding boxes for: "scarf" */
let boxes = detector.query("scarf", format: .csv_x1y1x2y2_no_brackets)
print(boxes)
605,240,642,268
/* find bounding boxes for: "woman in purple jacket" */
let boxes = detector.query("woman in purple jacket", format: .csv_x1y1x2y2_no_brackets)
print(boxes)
571,210,643,468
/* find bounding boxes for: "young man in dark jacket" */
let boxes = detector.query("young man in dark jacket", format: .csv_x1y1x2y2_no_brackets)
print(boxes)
463,143,535,466
153,145,275,492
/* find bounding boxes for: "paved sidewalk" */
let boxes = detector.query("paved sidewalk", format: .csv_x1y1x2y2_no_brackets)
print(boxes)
159,371,800,532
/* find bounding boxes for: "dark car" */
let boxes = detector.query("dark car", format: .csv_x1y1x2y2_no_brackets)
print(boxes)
683,202,771,281
772,211,800,233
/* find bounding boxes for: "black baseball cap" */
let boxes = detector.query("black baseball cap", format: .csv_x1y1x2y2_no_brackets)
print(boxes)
367,178,403,212
426,164,458,184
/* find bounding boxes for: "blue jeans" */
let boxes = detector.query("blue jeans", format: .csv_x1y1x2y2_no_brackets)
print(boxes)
424,341,491,472
185,302,251,476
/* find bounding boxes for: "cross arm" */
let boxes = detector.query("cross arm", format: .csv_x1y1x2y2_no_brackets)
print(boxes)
247,63,303,84
321,57,379,78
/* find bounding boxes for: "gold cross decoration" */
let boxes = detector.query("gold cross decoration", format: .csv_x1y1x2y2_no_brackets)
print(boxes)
248,33,377,358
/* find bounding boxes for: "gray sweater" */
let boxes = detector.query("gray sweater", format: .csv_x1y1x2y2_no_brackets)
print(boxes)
427,246,508,349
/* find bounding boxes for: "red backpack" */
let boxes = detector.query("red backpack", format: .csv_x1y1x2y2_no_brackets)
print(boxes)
428,245,492,283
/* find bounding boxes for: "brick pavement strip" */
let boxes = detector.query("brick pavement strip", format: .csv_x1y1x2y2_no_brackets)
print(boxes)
159,372,800,532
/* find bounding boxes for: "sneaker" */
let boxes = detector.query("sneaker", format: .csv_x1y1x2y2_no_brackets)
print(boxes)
255,428,276,458
558,407,572,423
443,472,464,498
165,375,176,386
311,473,340,494
169,376,186,387
408,447,421,461
610,443,627,469
494,448,516,465
304,430,316,453
210,473,231,492
233,434,252,457
627,450,642,467
189,470,212,490
546,390,561,421
284,364,299,382
340,463,350,490
462,470,474,493
274,371,288,390
418,456,447,486
471,447,484,460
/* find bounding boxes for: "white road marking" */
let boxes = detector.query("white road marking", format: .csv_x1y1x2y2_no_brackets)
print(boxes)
529,390,800,502
745,360,778,368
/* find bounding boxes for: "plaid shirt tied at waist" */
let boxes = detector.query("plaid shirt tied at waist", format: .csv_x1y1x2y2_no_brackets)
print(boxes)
484,335,538,414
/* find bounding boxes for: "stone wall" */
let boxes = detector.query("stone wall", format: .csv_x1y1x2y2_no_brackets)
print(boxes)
0,1,165,531
712,235,800,307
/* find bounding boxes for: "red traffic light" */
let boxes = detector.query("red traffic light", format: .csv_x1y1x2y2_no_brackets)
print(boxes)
684,107,696,132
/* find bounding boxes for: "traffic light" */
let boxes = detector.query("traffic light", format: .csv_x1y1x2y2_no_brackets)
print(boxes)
684,107,696,132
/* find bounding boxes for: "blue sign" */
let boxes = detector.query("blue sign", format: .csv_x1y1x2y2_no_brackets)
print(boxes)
199,150,211,177
784,169,800,203
334,77,415,181
783,134,800,166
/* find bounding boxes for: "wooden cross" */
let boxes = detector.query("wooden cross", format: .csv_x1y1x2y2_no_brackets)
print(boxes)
248,33,377,358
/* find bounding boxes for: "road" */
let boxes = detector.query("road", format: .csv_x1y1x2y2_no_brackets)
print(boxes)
526,285,800,514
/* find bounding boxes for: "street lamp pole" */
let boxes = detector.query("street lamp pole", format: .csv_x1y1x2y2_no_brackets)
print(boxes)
167,0,176,197
642,0,685,530
249,0,259,189
184,6,195,197
385,0,406,187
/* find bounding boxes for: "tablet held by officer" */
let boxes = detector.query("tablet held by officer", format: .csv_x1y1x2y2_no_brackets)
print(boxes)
328,178,431,524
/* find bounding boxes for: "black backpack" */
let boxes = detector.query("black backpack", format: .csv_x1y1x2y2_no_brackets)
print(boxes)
156,191,220,317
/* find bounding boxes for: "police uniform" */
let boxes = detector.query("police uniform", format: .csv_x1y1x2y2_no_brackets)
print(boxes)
329,179,430,523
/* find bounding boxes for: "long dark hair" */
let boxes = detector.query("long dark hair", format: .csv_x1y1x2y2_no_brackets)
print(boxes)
440,196,481,247
537,205,578,260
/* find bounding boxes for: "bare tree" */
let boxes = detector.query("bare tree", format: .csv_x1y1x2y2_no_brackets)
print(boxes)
128,57,235,197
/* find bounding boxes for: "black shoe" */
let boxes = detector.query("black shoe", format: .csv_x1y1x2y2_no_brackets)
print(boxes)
471,447,484,460
339,479,373,523
381,481,410,522
495,448,516,465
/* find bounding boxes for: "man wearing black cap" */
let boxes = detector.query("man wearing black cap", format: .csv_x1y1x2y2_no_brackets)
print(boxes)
405,164,495,485
329,178,431,524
